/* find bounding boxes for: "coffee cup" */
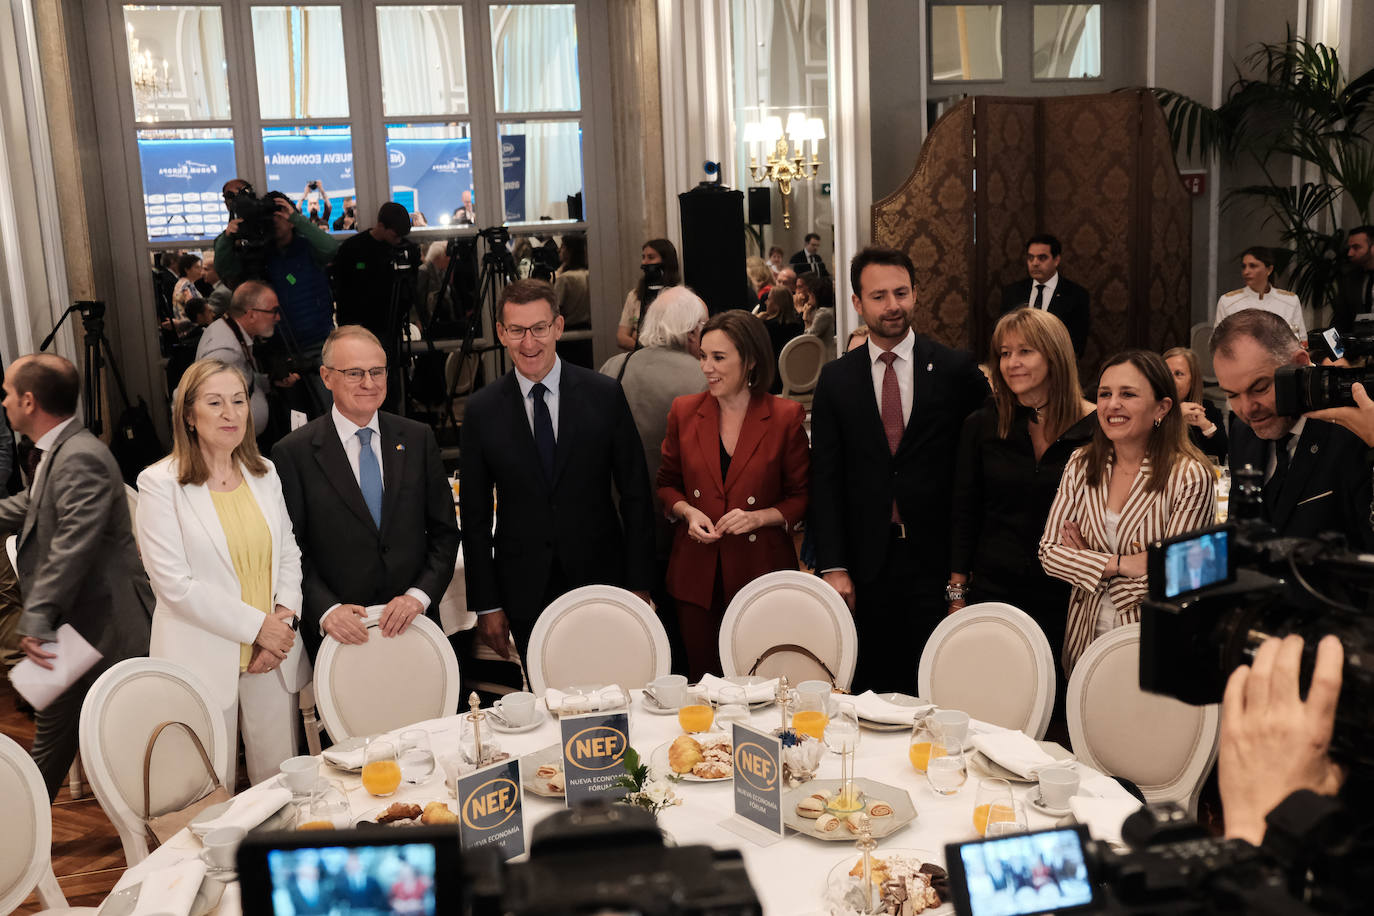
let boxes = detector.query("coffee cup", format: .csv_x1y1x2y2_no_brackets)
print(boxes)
200,825,245,872
932,709,971,743
648,674,687,708
1038,766,1079,810
494,691,537,726
279,756,319,796
796,680,835,714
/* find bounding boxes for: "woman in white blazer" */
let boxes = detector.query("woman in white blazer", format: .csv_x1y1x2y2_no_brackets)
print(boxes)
136,358,309,785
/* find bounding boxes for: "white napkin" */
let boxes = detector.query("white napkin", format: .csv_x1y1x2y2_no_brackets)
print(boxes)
850,690,934,725
698,673,778,704
322,743,366,770
544,686,628,712
970,730,1060,779
196,787,292,834
1070,796,1142,846
130,858,207,916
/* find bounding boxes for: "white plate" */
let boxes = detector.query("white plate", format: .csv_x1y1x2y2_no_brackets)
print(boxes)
857,692,930,731
968,741,1074,784
100,875,225,916
353,799,457,827
640,692,680,715
824,848,952,915
1026,786,1097,818
488,707,547,733
189,798,292,839
521,744,565,798
650,735,733,782
321,735,368,772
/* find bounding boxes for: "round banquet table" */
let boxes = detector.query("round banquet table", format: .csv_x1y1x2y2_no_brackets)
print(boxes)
110,691,1137,915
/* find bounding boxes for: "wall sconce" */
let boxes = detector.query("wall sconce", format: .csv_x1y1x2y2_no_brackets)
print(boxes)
744,113,824,229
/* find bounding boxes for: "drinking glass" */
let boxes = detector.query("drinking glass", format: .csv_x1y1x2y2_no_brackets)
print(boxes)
985,800,1029,837
790,683,830,740
715,686,750,730
908,718,943,774
973,778,1015,836
678,684,715,733
297,780,351,829
824,702,864,814
398,729,435,784
926,737,968,796
362,738,402,797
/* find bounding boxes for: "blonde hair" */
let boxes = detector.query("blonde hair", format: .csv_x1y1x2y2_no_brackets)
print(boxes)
745,256,772,294
170,359,269,486
988,308,1084,441
1162,346,1203,402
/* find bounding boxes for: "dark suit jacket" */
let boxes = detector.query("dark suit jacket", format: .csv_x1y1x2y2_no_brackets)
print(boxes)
273,412,459,659
1332,268,1374,333
789,250,830,278
1001,276,1091,357
810,335,990,585
657,391,809,608
460,363,655,632
1228,416,1373,550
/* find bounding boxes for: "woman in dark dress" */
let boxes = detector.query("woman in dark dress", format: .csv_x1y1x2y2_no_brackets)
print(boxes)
1163,346,1227,464
948,308,1096,678
760,287,803,393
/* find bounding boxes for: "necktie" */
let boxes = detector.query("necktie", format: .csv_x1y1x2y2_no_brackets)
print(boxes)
1032,283,1046,310
532,382,556,482
1264,432,1293,513
878,351,904,523
23,445,43,484
356,428,383,528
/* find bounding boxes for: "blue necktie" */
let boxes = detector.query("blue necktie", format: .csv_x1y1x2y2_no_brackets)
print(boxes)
531,382,556,482
356,427,383,527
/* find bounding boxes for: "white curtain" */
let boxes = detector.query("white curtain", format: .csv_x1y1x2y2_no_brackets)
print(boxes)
376,6,468,116
252,8,293,119
252,6,348,119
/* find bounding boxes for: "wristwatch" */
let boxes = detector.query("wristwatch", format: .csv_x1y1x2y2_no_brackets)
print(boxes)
945,583,968,603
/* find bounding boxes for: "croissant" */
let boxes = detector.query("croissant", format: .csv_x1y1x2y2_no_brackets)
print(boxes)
668,735,703,774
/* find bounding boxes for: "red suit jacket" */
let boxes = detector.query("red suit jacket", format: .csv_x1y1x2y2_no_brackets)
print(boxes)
657,391,810,608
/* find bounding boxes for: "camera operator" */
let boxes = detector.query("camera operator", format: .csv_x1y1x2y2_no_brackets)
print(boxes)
1211,309,1374,547
297,180,333,229
330,201,414,345
332,195,358,232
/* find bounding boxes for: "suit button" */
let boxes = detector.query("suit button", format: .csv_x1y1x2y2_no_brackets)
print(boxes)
748,534,757,543
382,546,390,554
693,489,700,498
747,496,756,505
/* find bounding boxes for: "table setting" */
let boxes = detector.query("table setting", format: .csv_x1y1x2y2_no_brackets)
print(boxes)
105,680,1140,916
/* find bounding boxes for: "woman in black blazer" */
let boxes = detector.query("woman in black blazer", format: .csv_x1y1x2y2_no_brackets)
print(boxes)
1164,347,1227,464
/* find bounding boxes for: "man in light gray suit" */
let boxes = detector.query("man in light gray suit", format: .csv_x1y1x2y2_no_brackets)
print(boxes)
1,354,151,798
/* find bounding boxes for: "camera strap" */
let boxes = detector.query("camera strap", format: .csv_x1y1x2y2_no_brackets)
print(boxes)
223,315,260,394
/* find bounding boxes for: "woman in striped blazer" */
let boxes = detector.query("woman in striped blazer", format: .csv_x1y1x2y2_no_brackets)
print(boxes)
1039,350,1216,673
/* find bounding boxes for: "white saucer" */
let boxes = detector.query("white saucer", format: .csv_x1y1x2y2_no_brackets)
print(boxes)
203,866,238,883
488,708,545,733
641,692,680,715
1027,787,1095,817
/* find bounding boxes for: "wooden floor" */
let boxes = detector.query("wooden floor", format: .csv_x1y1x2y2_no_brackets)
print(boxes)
1,675,126,913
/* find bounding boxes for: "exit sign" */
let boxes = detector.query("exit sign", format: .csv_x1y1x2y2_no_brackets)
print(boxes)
820,182,831,196
1180,171,1207,196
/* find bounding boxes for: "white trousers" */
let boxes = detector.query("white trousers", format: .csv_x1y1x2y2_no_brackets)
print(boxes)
224,668,298,787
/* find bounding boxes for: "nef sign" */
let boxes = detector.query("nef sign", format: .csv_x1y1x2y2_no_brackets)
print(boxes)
461,776,519,830
564,726,627,770
736,742,777,793
730,724,783,837
456,758,524,859
560,711,631,806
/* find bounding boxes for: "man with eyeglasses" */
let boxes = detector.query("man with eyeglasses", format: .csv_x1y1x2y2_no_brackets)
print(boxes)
196,281,299,449
461,278,655,659
273,325,459,661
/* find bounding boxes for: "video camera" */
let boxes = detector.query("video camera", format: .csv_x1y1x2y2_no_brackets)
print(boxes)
1276,316,1374,413
224,184,279,280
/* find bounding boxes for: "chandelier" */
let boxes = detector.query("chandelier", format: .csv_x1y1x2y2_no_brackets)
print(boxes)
127,23,170,118
743,113,825,229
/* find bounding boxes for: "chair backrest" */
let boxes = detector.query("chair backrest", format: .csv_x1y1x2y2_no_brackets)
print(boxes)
718,571,858,690
0,732,64,913
525,586,670,694
1190,322,1216,382
79,658,230,867
313,613,461,741
4,534,15,571
126,485,141,545
778,334,827,397
917,602,1055,738
1066,624,1220,816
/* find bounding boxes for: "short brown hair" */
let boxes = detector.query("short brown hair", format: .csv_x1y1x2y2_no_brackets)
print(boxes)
170,359,268,486
228,280,274,318
850,246,916,296
701,310,774,393
498,278,557,325
1210,308,1299,363
10,354,79,418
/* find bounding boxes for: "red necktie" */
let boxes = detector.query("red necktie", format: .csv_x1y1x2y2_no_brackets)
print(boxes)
878,351,903,523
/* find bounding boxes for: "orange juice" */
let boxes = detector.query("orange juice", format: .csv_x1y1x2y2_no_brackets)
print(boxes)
908,741,946,773
678,704,715,733
973,802,1016,836
362,760,402,796
792,710,829,740
297,820,336,830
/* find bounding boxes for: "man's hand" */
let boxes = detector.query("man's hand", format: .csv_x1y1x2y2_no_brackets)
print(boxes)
1219,634,1345,846
379,594,423,638
1307,382,1374,447
476,611,512,659
822,570,855,611
322,604,369,645
19,636,56,671
226,217,243,237
274,372,301,389
255,613,295,658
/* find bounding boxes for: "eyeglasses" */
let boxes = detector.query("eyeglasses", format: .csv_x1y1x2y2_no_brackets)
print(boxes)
326,366,388,382
250,307,280,316
502,322,555,340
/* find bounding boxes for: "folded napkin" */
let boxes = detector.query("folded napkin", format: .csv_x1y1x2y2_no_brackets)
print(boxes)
196,787,292,834
850,690,935,725
1070,796,1142,847
322,743,366,770
130,858,207,916
970,730,1061,779
545,686,628,713
698,673,779,704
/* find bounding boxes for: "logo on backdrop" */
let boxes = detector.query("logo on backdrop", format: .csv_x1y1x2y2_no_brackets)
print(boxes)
158,160,219,181
389,149,407,167
735,741,778,793
563,725,627,771
460,775,520,831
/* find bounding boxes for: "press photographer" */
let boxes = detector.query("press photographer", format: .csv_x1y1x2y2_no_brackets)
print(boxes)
331,201,415,344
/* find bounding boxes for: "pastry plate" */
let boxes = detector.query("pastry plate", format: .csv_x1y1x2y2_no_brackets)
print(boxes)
98,875,224,916
856,692,931,732
824,848,953,916
521,744,565,798
487,707,547,733
321,735,368,772
353,800,457,827
189,798,293,839
782,778,917,841
651,734,733,782
968,741,1074,784
1027,786,1097,818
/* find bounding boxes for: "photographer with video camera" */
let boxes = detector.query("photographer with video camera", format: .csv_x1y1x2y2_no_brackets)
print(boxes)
297,179,333,230
331,202,414,344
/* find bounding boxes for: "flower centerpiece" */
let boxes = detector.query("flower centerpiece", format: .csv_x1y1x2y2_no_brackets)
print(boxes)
614,746,682,817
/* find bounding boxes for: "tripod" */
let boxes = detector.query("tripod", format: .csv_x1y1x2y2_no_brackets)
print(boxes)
437,229,515,434
40,301,132,436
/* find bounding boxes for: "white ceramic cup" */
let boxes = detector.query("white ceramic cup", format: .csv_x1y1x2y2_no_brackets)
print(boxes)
279,756,319,796
932,709,971,743
1038,766,1080,809
648,674,687,708
199,825,245,871
495,691,537,726
796,680,835,714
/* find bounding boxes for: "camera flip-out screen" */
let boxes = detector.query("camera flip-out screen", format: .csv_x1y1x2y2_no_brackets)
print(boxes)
946,826,1097,916
1149,524,1235,601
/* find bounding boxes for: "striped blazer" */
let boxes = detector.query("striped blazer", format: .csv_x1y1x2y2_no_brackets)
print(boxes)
1039,450,1215,673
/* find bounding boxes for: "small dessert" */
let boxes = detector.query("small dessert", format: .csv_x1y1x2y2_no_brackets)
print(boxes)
420,802,458,825
376,802,423,824
668,735,703,774
796,796,826,818
546,771,566,794
844,812,868,834
691,733,732,779
848,854,945,913
867,800,894,817
815,813,841,833
535,763,560,779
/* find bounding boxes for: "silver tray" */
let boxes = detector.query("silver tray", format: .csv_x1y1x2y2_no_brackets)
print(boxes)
782,777,917,841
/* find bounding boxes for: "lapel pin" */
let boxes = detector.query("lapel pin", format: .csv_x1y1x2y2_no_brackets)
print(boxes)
396,443,405,451
927,362,934,372
1310,444,1318,454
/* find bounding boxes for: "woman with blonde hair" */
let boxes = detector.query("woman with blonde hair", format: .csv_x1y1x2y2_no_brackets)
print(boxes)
136,358,308,784
1162,346,1227,462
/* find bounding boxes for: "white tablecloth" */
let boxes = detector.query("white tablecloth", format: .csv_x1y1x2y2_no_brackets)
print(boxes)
113,693,1134,915
437,543,472,634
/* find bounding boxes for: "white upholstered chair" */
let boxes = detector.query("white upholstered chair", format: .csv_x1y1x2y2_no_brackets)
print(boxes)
525,586,670,694
78,658,230,867
718,571,858,690
1066,624,1220,817
777,333,827,403
1190,322,1216,385
313,612,460,741
0,733,100,914
918,602,1055,738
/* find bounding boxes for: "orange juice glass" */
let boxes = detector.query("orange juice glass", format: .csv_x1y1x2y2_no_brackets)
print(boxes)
297,820,336,831
908,741,947,773
678,685,714,733
792,709,829,740
972,778,1015,835
363,739,402,797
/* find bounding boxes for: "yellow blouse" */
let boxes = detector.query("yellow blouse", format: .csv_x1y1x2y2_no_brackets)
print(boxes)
209,482,273,671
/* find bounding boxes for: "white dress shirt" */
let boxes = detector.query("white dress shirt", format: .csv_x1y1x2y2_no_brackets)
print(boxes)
867,329,916,426
29,415,78,494
1265,416,1305,482
514,356,563,438
1030,272,1060,310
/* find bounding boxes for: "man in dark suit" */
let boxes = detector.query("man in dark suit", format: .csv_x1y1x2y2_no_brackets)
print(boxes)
0,354,152,798
274,326,459,660
461,278,655,658
1332,225,1373,333
811,247,990,692
789,233,830,278
1000,234,1090,358
1212,308,1373,549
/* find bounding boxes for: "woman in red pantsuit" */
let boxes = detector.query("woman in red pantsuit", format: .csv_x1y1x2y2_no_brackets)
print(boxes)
658,310,810,679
